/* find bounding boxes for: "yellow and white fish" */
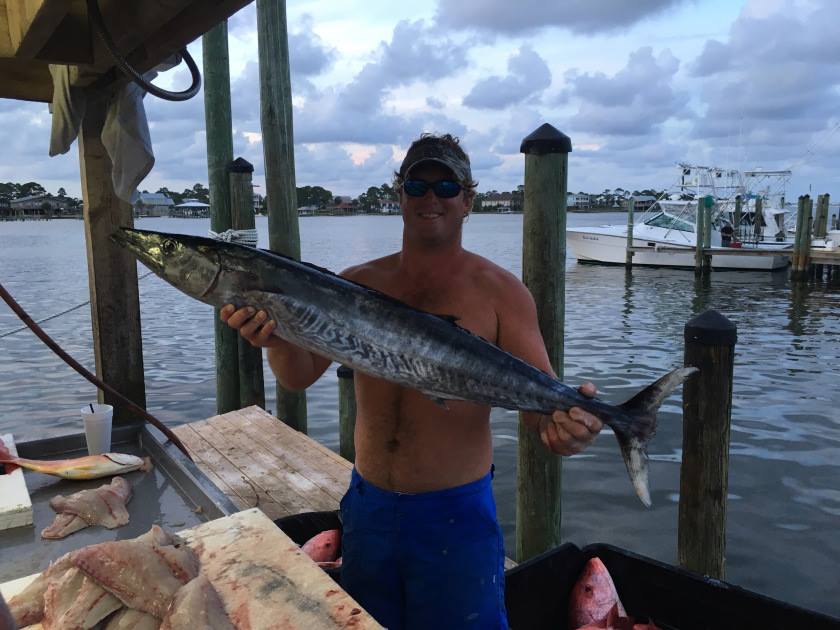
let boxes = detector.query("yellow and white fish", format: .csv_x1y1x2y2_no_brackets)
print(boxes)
0,451,151,480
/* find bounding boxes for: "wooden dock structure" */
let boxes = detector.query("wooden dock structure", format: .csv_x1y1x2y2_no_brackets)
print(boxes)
173,406,350,520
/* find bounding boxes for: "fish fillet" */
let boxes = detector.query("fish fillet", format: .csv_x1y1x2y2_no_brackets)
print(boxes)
42,567,122,629
160,574,235,630
42,476,132,540
103,607,160,630
7,553,74,627
72,532,199,618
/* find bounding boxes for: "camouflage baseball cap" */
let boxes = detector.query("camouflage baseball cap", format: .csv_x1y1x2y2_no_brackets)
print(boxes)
399,136,472,184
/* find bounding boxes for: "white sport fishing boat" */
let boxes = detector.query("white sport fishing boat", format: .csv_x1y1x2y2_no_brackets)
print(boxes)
568,165,793,271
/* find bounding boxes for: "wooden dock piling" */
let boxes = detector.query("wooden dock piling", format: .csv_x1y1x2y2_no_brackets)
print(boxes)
694,198,704,274
703,197,713,270
203,21,239,415
229,158,266,410
516,123,571,562
694,197,712,275
733,195,742,241
792,196,810,281
337,366,356,463
79,96,146,424
625,196,634,269
753,196,764,241
679,309,737,580
258,0,307,431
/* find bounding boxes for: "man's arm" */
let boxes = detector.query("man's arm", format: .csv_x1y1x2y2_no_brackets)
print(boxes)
493,273,602,455
220,304,331,391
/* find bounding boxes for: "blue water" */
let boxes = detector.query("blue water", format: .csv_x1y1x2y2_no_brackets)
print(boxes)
1,214,839,617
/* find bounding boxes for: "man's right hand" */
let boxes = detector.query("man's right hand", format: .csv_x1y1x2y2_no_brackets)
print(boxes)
220,304,284,349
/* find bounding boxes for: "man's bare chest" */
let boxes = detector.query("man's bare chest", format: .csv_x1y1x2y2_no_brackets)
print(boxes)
374,278,498,343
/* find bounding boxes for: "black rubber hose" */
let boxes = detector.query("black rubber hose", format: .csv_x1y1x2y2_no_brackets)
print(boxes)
86,0,201,102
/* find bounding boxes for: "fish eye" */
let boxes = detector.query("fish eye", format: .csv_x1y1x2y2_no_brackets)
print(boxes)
162,239,177,254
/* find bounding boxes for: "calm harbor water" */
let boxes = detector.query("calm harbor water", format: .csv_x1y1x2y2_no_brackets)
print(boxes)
1,213,839,617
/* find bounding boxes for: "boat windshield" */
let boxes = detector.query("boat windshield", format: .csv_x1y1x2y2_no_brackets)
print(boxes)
643,212,695,233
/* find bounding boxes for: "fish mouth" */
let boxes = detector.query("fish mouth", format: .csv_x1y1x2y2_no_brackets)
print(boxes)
111,227,166,273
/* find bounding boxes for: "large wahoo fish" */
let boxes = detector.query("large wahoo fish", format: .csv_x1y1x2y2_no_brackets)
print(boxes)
113,228,696,507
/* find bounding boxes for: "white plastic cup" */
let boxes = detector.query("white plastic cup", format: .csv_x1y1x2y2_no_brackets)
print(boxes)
81,404,113,455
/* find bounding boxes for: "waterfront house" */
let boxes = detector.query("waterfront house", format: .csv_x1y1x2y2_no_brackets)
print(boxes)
482,192,513,212
134,192,174,217
378,198,400,214
634,195,658,212
9,193,74,217
172,198,210,218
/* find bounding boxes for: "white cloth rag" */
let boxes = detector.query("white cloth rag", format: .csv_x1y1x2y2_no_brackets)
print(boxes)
48,56,179,203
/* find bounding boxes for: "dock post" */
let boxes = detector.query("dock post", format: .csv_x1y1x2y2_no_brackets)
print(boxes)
753,196,764,241
678,309,736,580
516,123,571,561
625,196,635,268
703,196,713,270
78,95,146,424
203,21,239,414
792,196,808,281
694,198,704,275
337,366,357,463
228,158,266,410
258,0,307,431
814,194,829,238
776,196,786,241
803,197,814,277
733,195,742,242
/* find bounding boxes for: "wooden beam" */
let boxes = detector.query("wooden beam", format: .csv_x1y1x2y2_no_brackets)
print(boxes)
0,57,51,101
4,0,71,58
78,93,146,425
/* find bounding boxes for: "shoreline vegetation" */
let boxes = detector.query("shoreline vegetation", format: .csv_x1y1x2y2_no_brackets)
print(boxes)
2,181,645,221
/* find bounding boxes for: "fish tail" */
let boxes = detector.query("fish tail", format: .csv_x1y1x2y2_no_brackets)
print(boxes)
613,366,699,508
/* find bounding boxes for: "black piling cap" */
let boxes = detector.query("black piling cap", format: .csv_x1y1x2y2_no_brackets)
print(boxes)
337,365,354,379
228,157,254,173
520,123,572,155
684,309,737,346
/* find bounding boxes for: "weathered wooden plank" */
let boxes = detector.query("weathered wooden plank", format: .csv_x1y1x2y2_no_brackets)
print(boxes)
242,406,351,472
236,409,351,494
209,411,350,509
172,423,259,510
78,95,146,425
186,421,287,519
172,424,250,511
197,414,334,519
0,433,33,531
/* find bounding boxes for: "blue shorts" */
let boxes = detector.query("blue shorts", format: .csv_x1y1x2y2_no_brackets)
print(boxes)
339,467,508,630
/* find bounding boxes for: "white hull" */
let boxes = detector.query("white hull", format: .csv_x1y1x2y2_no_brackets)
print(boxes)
568,228,789,271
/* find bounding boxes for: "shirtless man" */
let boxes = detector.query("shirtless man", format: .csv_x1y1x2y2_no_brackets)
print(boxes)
221,133,602,629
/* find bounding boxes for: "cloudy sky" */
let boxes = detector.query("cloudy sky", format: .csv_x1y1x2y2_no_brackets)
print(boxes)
1,0,839,199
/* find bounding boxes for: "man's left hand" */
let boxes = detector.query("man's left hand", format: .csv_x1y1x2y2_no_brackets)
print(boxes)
538,382,602,456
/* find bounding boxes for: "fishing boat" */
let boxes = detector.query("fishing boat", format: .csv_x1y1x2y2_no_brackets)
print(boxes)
568,165,793,271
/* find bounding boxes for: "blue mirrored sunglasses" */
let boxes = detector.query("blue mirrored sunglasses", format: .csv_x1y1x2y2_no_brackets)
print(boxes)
403,179,463,199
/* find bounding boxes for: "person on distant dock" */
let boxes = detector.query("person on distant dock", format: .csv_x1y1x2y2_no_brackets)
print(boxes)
221,132,601,629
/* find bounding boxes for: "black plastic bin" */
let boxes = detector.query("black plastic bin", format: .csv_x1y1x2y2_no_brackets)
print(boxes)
274,510,343,583
504,542,840,630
